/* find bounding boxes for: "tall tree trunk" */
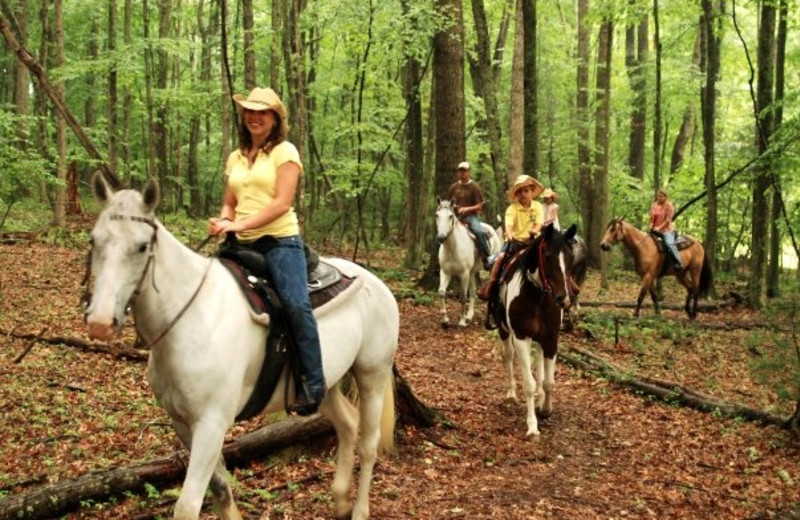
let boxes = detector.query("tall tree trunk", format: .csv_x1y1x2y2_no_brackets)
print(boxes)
522,0,537,176
242,0,255,90
507,0,523,183
767,0,787,298
670,28,701,174
53,0,66,226
401,0,426,269
591,19,613,287
107,0,118,173
422,0,465,287
576,0,592,254
283,0,307,230
218,0,232,187
625,11,648,180
700,0,721,291
748,0,775,309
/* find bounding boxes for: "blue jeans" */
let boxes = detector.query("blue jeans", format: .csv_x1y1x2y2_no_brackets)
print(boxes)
250,235,326,397
657,230,682,269
461,214,491,258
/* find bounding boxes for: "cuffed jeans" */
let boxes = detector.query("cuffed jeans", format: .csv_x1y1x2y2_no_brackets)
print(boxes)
249,235,326,397
461,214,491,258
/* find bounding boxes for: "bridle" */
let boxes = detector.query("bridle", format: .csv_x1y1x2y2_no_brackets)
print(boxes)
82,214,213,349
525,236,568,308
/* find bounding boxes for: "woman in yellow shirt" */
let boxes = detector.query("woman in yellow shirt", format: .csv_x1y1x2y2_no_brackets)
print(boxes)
207,87,325,416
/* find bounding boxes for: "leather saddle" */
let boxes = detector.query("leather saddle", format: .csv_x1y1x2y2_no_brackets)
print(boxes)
649,232,694,253
216,240,353,421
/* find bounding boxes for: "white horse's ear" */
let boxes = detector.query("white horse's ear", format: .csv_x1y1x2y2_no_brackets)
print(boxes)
436,195,442,205
91,170,114,206
142,178,161,213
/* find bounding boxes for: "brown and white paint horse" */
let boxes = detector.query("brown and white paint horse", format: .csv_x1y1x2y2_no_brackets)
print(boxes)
496,224,577,438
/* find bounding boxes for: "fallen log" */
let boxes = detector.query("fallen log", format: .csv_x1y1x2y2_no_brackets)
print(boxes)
1,328,147,362
0,415,333,520
578,297,741,312
560,345,789,428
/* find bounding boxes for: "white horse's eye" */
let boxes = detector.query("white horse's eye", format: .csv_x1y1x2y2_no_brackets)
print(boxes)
138,243,148,253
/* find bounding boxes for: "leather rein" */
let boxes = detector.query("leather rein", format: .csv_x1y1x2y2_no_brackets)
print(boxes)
81,214,214,350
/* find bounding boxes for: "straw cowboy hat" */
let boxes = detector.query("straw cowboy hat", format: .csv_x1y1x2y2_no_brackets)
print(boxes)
541,188,557,200
233,87,289,138
508,174,544,201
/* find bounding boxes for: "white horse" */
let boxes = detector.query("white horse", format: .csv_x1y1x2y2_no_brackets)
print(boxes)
435,198,501,328
84,172,398,520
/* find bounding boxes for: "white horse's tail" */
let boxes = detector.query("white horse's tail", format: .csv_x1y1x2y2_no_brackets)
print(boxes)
378,372,396,456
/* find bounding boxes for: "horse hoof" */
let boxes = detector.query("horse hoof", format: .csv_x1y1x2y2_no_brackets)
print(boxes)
335,510,353,520
524,430,541,441
441,322,450,329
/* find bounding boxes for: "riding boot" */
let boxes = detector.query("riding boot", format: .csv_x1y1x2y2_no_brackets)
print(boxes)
478,257,502,301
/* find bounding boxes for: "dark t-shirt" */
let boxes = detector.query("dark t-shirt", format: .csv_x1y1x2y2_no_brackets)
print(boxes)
448,180,484,217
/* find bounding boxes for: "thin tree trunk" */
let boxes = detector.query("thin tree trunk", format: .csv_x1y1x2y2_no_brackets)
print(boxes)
154,0,173,204
469,0,505,213
507,0,523,183
401,0,426,269
592,19,612,287
242,0,255,90
652,0,662,192
576,0,592,259
270,0,281,88
700,0,721,293
670,28,701,174
767,0,787,298
748,0,775,309
521,0,537,176
122,0,132,182
107,0,118,173
53,0,66,226
625,12,648,180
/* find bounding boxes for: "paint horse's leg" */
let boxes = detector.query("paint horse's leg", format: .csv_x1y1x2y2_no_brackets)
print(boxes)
513,336,541,439
171,420,240,520
438,270,452,328
321,386,359,519
502,334,517,401
535,343,556,420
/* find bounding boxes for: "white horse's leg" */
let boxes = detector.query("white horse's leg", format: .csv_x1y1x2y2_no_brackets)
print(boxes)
463,271,477,325
172,419,230,520
514,337,540,439
209,458,243,520
351,369,390,520
438,271,452,327
502,336,517,401
457,274,471,327
320,385,359,519
172,415,242,520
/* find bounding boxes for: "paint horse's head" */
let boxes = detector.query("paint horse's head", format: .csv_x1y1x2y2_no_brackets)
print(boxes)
519,223,577,309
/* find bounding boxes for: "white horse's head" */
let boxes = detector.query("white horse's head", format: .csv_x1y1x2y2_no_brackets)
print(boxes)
84,172,161,342
435,197,458,243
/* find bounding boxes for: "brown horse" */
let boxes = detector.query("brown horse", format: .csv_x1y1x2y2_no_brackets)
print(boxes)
599,217,712,319
495,223,577,438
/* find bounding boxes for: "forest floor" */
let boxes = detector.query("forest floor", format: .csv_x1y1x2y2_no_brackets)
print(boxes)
1,236,800,519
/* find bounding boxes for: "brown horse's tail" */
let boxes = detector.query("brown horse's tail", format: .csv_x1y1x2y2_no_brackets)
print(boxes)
699,249,713,298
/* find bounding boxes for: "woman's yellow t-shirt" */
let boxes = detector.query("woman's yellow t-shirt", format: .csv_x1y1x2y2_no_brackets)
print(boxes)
225,141,303,242
504,201,544,242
